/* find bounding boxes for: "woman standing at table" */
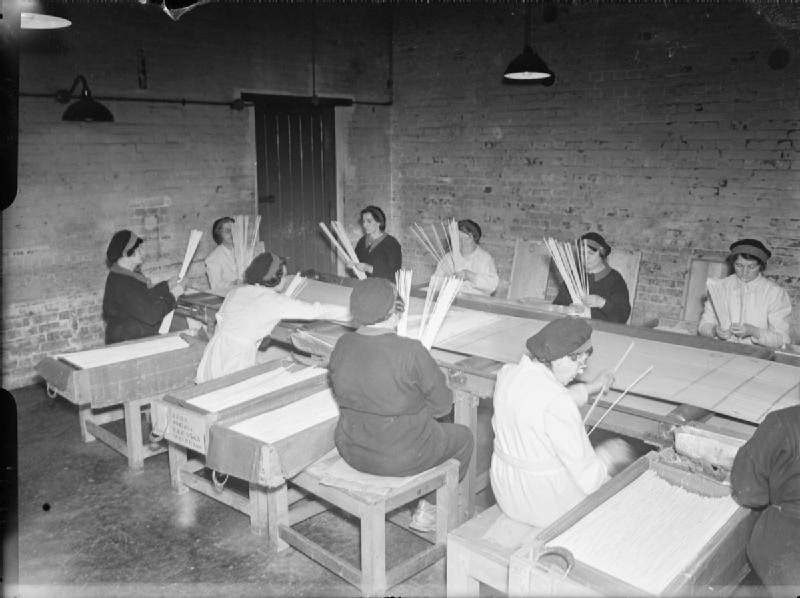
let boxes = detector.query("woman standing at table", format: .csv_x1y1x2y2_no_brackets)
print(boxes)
432,219,499,296
103,230,182,344
552,232,631,324
205,216,239,296
698,238,791,349
349,205,402,282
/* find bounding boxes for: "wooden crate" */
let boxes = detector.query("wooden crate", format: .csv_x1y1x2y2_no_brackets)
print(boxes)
34,333,207,469
508,452,757,596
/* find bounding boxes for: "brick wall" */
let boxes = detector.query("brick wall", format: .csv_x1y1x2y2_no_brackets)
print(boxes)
3,5,391,389
390,4,799,334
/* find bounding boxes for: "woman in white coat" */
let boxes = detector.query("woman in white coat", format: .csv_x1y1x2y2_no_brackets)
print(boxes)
490,317,635,527
196,252,350,383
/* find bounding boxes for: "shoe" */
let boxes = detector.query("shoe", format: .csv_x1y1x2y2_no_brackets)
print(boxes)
409,499,437,533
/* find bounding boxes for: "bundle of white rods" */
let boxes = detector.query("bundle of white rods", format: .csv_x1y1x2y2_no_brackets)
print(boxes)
319,221,366,279
544,236,588,304
283,273,308,298
159,228,203,334
395,269,412,337
232,214,262,280
418,275,462,349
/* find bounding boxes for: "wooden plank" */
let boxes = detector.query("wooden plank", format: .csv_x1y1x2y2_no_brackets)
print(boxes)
84,421,127,456
386,545,445,588
180,468,250,514
279,525,362,587
506,239,550,301
360,502,387,595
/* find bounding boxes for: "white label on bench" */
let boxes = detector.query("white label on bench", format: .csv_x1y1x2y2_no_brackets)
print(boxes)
167,409,207,454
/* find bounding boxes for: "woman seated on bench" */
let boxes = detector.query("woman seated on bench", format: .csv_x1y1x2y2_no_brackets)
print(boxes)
328,278,474,533
490,317,635,527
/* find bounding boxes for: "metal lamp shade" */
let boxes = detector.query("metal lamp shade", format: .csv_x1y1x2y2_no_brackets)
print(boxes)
503,45,553,82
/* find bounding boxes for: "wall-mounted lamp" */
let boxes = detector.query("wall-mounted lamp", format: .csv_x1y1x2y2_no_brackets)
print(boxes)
21,13,71,29
56,75,114,122
503,4,554,85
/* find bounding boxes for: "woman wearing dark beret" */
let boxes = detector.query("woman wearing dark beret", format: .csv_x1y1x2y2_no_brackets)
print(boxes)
328,278,474,533
552,232,631,324
349,205,403,282
698,238,791,348
102,230,182,344
490,317,634,527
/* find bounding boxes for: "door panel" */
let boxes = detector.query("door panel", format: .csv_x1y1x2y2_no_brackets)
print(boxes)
254,101,336,274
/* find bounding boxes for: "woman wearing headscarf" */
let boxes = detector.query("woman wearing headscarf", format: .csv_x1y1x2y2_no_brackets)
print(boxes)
553,232,631,324
432,219,499,296
490,317,635,527
204,216,239,296
195,252,350,383
731,404,800,596
103,230,182,344
328,278,474,532
349,205,402,282
698,238,791,349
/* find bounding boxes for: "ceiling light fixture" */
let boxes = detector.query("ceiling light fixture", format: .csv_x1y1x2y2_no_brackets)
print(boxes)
503,4,554,85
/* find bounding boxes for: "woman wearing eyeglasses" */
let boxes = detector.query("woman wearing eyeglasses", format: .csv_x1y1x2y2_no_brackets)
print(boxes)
195,252,350,383
698,239,791,349
490,317,635,527
552,232,631,324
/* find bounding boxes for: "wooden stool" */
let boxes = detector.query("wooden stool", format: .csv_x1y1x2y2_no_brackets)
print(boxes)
278,453,460,597
446,504,541,597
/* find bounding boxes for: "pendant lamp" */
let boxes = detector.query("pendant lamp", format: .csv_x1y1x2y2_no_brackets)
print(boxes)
503,4,554,85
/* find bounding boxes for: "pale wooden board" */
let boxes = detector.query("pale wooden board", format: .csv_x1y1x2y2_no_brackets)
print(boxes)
293,278,352,307
57,335,189,369
188,366,325,412
431,310,799,424
228,389,338,443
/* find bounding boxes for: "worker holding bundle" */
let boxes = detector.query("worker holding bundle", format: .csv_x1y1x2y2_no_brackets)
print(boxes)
552,232,631,323
432,219,499,296
103,230,182,344
204,216,239,296
328,278,473,533
349,205,403,282
490,317,635,527
731,404,800,596
698,238,791,349
195,252,349,383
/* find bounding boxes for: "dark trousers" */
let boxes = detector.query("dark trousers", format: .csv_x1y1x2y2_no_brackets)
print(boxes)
426,422,473,504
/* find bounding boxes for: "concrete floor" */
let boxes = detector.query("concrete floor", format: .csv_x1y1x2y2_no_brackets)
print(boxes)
10,384,501,598
9,383,769,598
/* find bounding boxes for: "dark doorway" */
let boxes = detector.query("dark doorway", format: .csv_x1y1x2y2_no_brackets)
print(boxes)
247,95,350,274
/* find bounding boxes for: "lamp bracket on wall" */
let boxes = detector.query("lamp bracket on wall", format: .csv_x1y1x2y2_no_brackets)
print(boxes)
56,75,114,122
142,0,216,22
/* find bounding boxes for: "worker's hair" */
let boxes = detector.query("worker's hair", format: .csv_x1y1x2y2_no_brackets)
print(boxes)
360,205,387,232
212,216,235,245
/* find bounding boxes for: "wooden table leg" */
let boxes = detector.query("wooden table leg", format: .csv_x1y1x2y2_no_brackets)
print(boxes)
168,442,188,494
453,389,479,519
267,483,289,552
78,404,96,443
446,538,480,597
123,400,145,470
249,482,269,536
360,501,387,597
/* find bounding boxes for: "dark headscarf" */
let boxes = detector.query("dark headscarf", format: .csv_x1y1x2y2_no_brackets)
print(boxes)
106,230,142,265
729,238,771,264
458,219,482,243
581,232,611,258
526,317,593,362
244,252,283,285
350,278,396,326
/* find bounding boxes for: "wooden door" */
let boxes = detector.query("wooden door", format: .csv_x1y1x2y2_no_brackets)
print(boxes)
251,97,338,274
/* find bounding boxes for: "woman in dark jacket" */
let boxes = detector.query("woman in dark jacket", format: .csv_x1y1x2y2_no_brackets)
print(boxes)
553,232,631,324
102,230,181,344
350,205,402,282
731,405,800,596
